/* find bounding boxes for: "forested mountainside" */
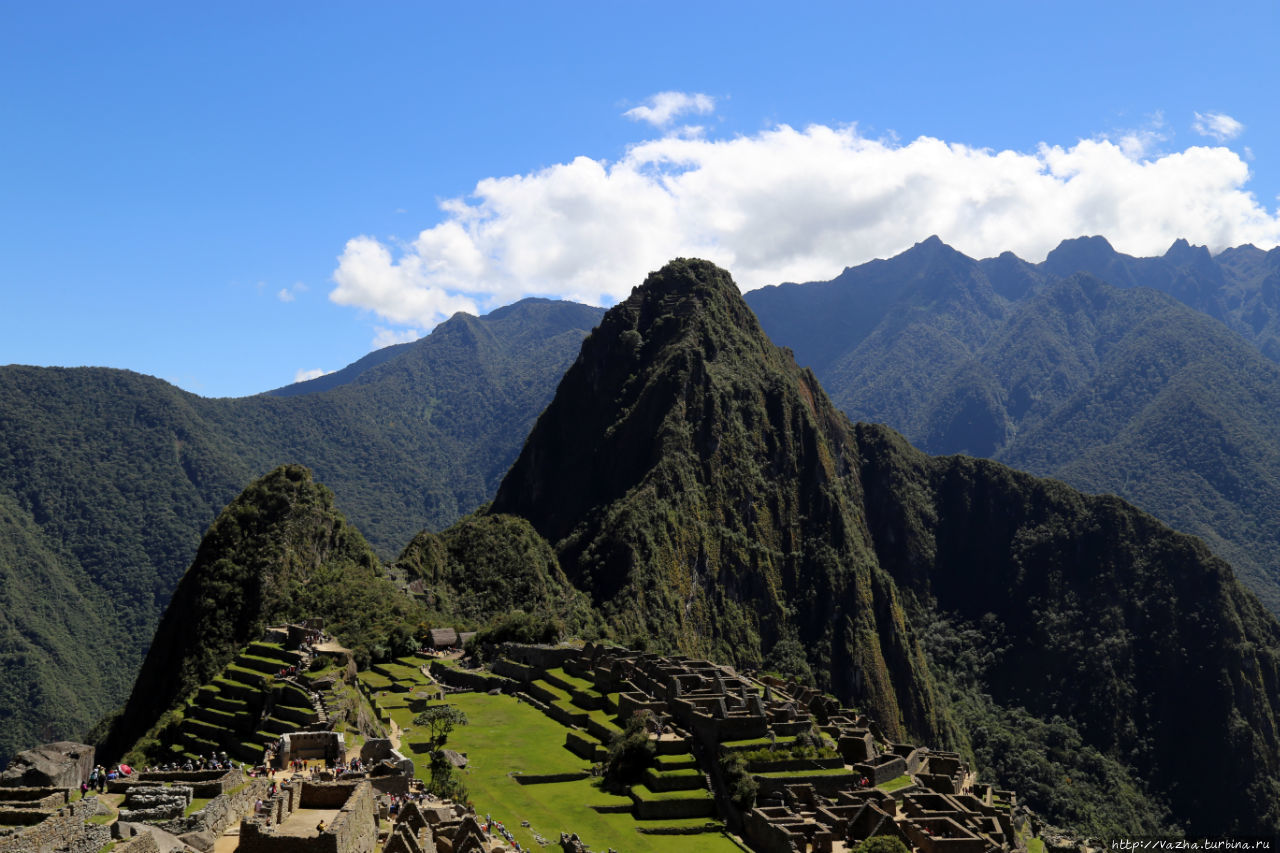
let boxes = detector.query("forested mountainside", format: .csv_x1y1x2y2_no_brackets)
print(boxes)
491,259,948,745
490,259,1280,835
746,237,1280,614
0,297,601,766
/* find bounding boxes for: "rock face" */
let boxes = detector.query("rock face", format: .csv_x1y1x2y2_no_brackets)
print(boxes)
0,741,93,788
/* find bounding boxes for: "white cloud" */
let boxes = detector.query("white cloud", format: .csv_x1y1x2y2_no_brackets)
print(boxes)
1193,112,1244,142
1111,111,1169,159
625,92,715,127
294,367,333,383
372,326,420,349
331,124,1280,326
277,282,308,303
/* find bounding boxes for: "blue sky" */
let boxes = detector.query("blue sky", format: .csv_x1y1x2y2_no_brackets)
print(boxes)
3,1,1277,397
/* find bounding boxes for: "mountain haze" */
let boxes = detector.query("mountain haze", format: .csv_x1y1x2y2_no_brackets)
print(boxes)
746,239,1280,614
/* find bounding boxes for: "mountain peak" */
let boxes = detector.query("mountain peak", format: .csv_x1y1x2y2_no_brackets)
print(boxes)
1043,235,1120,275
491,258,945,742
1163,237,1212,266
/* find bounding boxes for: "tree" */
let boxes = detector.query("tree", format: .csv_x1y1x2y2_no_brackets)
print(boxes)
854,836,910,853
413,705,468,748
603,710,656,790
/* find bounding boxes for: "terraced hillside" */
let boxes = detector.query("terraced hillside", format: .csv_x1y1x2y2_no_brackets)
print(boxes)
129,640,331,766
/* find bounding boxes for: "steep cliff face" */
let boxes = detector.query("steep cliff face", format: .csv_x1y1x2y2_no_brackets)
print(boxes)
856,423,1280,834
101,464,418,761
492,259,947,743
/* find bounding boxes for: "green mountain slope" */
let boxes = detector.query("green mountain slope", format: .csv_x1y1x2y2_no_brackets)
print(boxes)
100,464,422,763
0,297,601,765
491,259,949,744
857,424,1280,834
0,493,129,765
491,258,1280,835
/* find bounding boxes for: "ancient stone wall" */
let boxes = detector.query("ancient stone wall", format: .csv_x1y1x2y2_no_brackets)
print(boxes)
492,659,537,682
157,775,270,838
0,796,106,853
0,788,69,810
327,781,375,853
427,663,513,693
499,644,577,669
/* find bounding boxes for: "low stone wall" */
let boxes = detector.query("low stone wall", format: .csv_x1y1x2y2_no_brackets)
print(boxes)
111,768,240,797
753,771,861,800
0,796,108,853
428,662,514,693
511,772,590,785
492,659,538,682
852,754,908,786
744,757,845,774
564,731,600,761
0,787,69,810
499,644,578,670
629,792,717,820
157,775,270,839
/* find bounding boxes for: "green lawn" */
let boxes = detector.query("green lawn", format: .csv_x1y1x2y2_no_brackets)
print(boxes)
184,796,212,817
754,767,854,778
399,693,737,853
630,783,712,802
545,666,593,692
877,774,913,792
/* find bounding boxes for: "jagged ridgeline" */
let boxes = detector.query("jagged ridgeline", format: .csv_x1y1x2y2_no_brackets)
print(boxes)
490,258,1280,835
491,259,949,745
100,464,423,762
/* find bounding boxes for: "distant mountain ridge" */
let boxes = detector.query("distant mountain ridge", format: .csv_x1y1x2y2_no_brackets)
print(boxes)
0,297,602,766
745,236,1280,614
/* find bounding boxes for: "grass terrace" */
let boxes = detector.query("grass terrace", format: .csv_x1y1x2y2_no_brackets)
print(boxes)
877,774,913,792
395,691,737,853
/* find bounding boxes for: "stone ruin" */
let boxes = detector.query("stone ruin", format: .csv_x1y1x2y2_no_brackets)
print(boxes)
238,779,377,853
278,730,346,765
116,783,192,823
383,800,496,853
0,785,112,853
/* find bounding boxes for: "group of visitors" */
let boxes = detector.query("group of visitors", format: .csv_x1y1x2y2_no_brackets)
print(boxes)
145,752,235,772
483,814,525,851
81,764,121,796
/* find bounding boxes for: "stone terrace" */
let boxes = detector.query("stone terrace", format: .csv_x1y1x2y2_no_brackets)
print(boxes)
487,642,1021,853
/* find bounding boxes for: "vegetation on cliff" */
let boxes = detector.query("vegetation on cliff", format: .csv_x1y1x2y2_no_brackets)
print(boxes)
99,464,424,761
395,512,599,636
492,259,950,745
